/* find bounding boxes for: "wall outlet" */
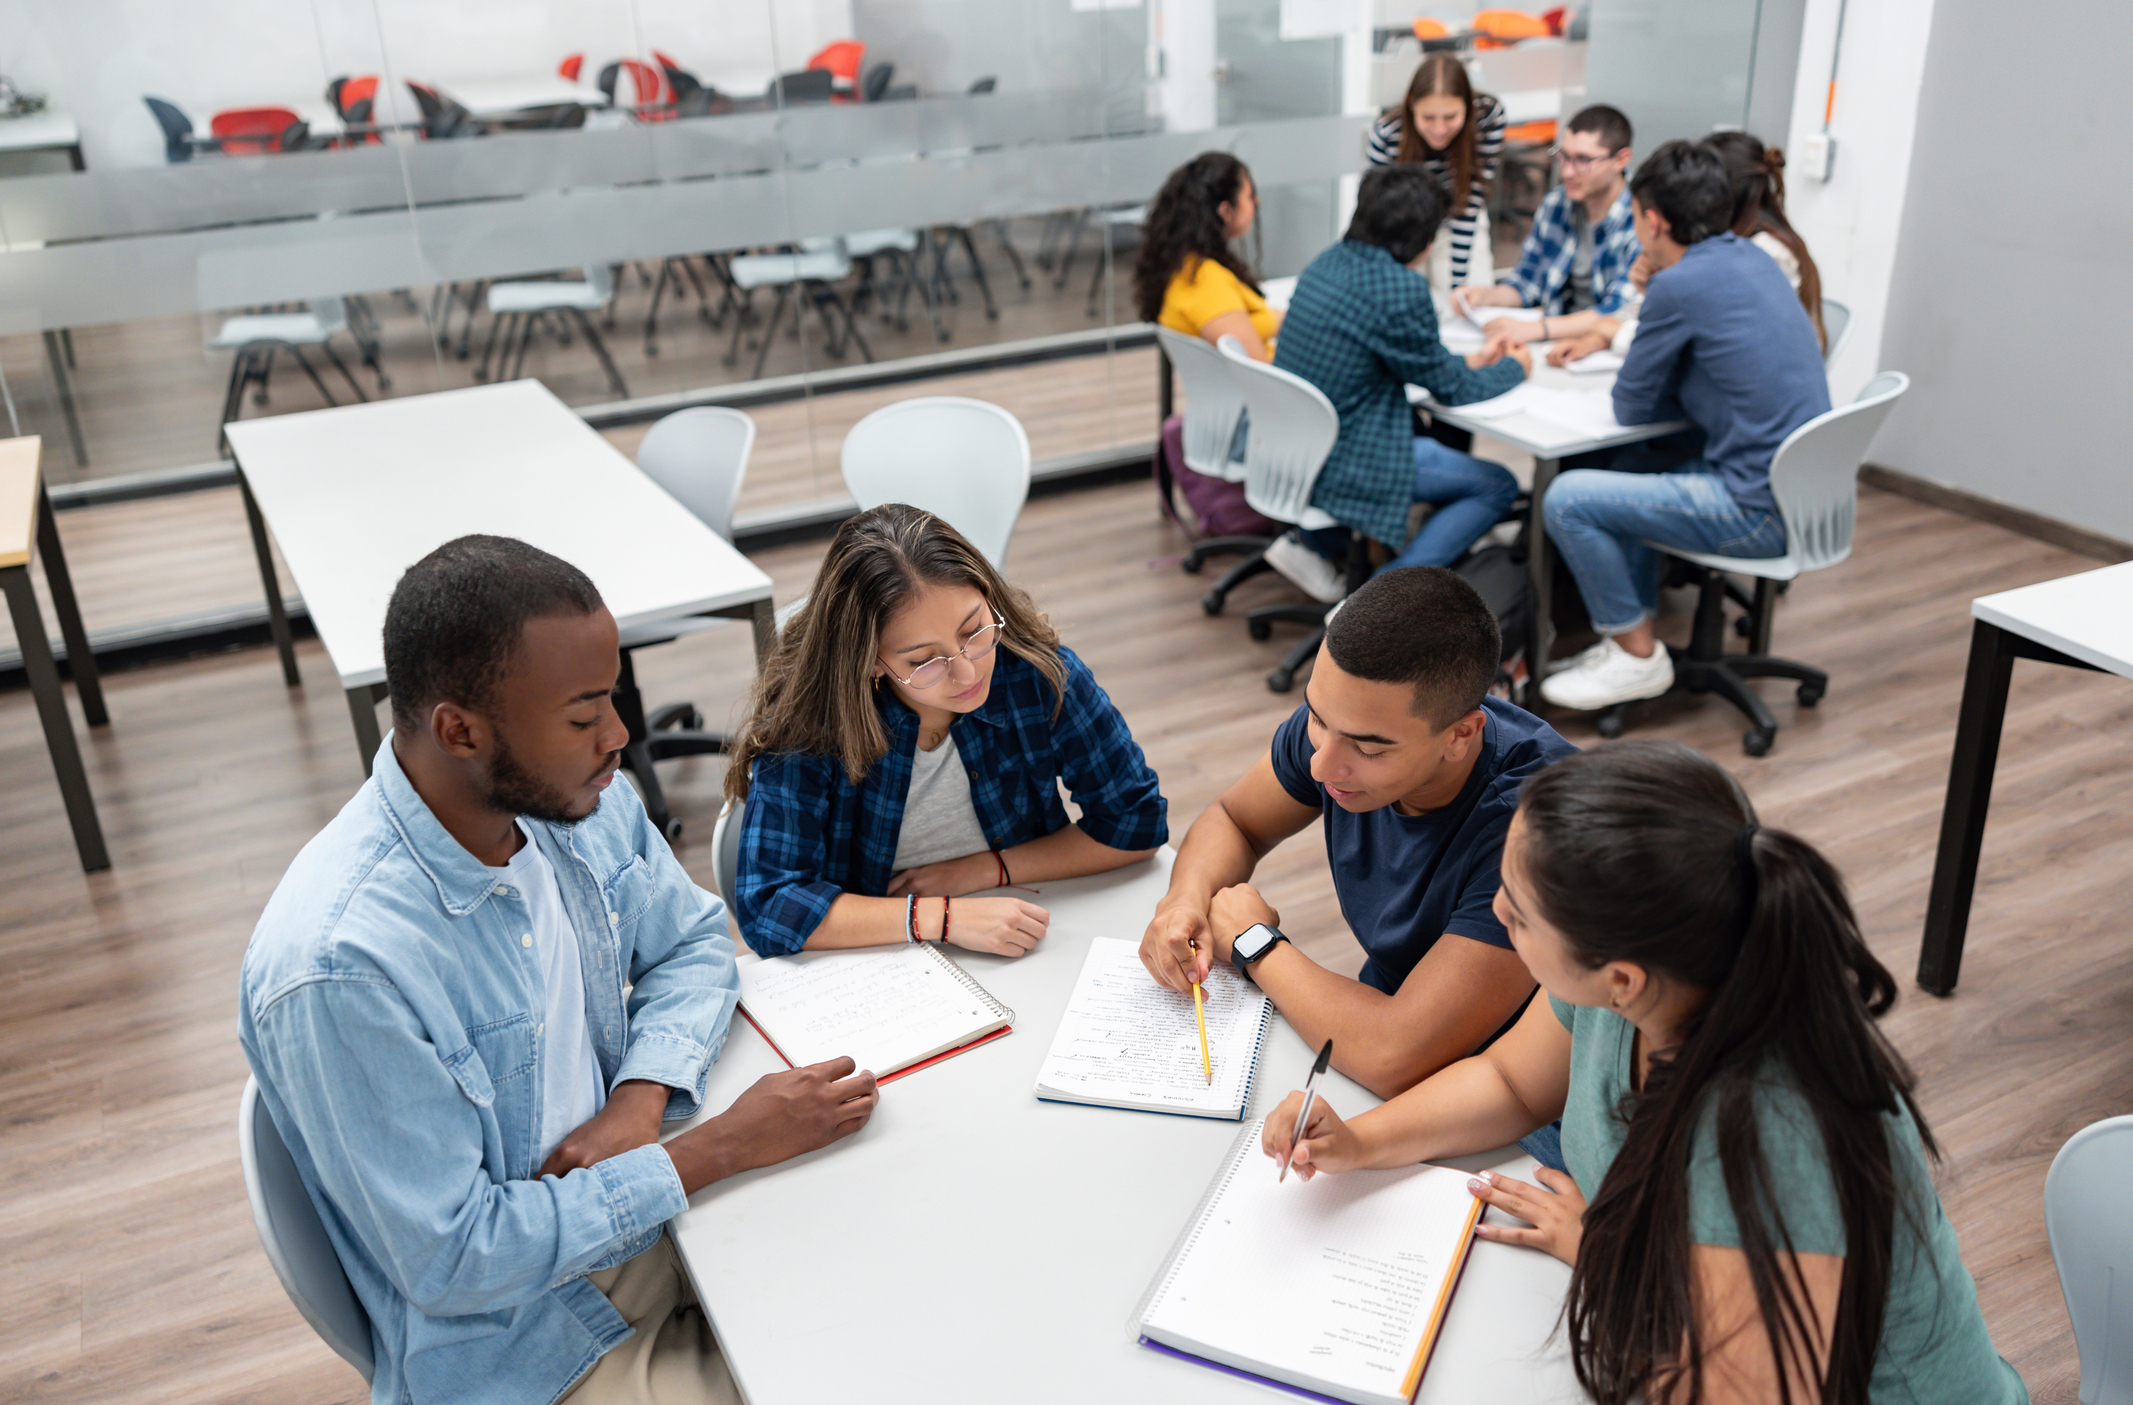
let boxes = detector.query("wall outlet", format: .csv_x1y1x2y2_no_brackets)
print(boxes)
1799,131,1836,182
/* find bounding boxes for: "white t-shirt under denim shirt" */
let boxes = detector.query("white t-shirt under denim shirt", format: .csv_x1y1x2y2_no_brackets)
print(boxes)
491,820,604,1164
891,734,991,872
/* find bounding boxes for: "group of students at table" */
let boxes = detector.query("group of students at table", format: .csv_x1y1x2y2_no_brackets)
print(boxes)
1145,59,1832,712
240,510,2025,1401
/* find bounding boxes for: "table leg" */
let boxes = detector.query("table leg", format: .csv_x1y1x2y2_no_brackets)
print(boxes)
35,480,107,726
1917,620,2016,996
41,331,89,470
2,565,109,872
237,468,302,687
347,683,385,776
1526,456,1560,685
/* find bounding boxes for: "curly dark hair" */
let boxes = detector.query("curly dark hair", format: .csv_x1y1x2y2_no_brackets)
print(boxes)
1131,151,1261,324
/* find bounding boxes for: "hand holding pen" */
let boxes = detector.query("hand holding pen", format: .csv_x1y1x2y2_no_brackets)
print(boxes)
1265,1040,1336,1182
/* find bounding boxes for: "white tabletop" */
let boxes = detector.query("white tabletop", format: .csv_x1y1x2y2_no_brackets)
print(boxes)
0,110,80,154
1972,559,2133,679
1417,341,1689,460
669,853,1581,1405
438,77,611,118
223,380,774,690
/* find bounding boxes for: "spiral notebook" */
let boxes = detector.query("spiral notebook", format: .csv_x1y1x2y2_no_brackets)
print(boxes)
735,944,1014,1084
1034,938,1271,1120
1132,1121,1484,1405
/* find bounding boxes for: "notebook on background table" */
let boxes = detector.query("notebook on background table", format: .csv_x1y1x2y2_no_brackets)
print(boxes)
1133,1120,1484,1405
1034,938,1272,1120
735,943,1013,1083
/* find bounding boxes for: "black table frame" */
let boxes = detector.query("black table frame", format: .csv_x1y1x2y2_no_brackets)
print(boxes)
3,476,109,871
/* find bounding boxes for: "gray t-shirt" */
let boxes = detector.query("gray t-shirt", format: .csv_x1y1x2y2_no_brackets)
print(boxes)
891,733,991,871
1566,204,1597,313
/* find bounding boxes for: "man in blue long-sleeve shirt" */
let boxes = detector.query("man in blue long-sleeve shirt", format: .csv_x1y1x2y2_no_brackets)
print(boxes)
1538,141,1830,711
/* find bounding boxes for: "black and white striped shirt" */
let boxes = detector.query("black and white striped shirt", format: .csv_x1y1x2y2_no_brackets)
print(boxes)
1366,92,1507,287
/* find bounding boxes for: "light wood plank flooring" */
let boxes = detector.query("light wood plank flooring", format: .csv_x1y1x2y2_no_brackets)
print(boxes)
2,476,2125,1403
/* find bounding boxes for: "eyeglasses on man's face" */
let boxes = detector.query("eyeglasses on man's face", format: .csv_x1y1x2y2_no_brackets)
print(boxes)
1552,146,1623,172
879,611,1006,689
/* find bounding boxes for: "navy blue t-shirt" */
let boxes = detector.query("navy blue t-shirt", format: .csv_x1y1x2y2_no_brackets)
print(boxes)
1270,696,1577,993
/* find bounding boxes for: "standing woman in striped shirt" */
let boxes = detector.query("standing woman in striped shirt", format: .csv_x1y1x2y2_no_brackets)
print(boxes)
1367,54,1506,294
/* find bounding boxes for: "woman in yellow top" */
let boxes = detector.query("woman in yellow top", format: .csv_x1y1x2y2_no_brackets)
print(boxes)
1133,152,1279,361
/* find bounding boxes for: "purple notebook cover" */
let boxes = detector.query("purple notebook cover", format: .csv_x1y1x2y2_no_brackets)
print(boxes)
1138,1337,1367,1405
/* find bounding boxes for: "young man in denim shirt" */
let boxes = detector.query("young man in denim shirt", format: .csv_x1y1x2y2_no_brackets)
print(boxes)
240,535,877,1405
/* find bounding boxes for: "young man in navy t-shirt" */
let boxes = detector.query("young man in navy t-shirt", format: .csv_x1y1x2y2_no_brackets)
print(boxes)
1140,567,1576,1102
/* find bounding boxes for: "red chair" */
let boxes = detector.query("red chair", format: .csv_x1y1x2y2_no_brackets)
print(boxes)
597,58,668,115
559,53,585,82
1540,6,1566,34
807,40,866,97
211,106,306,154
326,75,380,144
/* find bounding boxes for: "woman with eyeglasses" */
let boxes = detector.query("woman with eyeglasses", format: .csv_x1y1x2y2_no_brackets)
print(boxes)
723,503,1168,958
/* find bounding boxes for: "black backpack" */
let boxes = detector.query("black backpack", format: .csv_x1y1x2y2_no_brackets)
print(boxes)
1453,543,1533,696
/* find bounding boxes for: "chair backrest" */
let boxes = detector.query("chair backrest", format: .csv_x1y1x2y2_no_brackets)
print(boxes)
404,81,474,139
144,96,195,162
211,106,303,153
862,62,896,102
1820,296,1852,366
636,407,756,542
841,397,1031,568
772,69,837,105
1217,337,1341,526
559,53,585,82
711,799,743,907
584,263,616,303
238,1077,376,1382
2047,1114,2133,1405
967,76,998,95
307,296,350,335
807,40,867,87
1766,370,1908,573
1154,326,1247,479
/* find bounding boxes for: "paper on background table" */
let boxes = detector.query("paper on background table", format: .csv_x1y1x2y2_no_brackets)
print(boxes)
1262,275,1298,312
1562,350,1625,374
1035,938,1271,1118
1136,1119,1484,1405
1519,384,1633,439
736,944,1011,1077
1406,381,1537,421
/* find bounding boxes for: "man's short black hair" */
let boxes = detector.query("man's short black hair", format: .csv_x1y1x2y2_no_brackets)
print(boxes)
383,534,604,732
1566,103,1633,153
1344,165,1450,266
1323,566,1499,728
1629,139,1734,246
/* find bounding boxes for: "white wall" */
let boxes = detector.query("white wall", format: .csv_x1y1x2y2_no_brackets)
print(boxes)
1780,0,1938,404
1,0,854,171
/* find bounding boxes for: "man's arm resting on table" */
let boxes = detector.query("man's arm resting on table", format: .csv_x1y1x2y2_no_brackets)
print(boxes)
1140,753,1320,992
661,1057,878,1193
1250,931,1536,1100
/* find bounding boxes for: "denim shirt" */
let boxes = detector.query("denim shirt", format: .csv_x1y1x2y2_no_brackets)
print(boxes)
238,738,740,1405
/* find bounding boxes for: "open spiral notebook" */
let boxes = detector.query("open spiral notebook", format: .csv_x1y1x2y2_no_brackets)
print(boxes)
734,943,1014,1083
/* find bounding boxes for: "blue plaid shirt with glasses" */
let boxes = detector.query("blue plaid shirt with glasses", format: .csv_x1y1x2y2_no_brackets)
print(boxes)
734,643,1167,955
1498,183,1641,317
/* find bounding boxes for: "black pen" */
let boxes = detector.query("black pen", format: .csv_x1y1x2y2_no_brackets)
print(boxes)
1280,1039,1334,1183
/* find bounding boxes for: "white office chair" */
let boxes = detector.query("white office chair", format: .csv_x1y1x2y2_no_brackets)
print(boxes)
614,407,759,840
2046,1114,2133,1405
238,1076,375,1383
1820,296,1851,366
211,296,383,454
841,396,1031,568
1216,337,1351,693
1608,371,1911,755
724,242,873,380
711,797,744,908
477,266,628,398
1156,326,1275,606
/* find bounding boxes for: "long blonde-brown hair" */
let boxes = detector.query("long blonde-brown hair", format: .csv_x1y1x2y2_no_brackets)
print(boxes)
1394,54,1480,211
724,503,1066,802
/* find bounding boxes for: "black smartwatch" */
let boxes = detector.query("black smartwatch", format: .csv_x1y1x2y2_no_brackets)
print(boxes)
1230,922,1290,984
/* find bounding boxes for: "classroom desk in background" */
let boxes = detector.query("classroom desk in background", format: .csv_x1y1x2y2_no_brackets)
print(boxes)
669,852,1584,1405
1918,561,2133,995
0,110,85,171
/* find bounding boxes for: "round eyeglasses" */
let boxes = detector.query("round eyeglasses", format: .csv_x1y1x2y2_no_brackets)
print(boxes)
879,612,1005,689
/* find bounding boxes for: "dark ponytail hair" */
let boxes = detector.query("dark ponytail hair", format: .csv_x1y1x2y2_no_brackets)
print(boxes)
1516,741,1932,1405
1132,151,1261,324
1704,130,1826,350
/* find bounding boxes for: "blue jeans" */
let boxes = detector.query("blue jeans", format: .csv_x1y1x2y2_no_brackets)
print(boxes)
1517,1120,1568,1173
1305,437,1519,568
1543,461,1786,635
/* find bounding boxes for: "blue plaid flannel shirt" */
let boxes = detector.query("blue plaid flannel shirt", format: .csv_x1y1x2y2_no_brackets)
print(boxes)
1498,184,1641,317
734,644,1167,955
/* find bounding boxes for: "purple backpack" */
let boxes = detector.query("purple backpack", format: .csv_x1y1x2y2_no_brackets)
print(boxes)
1154,414,1281,539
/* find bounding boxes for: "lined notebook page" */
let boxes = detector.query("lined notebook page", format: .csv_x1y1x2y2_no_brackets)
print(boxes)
736,944,1010,1077
1138,1121,1482,1405
1034,938,1270,1119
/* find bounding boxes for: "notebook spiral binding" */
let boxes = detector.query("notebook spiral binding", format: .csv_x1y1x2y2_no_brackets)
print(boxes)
1125,1119,1262,1339
1232,1000,1274,1117
922,943,1016,1028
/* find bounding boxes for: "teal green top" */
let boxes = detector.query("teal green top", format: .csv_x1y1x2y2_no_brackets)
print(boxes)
1550,996,2026,1404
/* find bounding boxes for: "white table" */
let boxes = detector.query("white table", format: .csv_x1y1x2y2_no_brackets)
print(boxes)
438,77,611,120
1918,561,2133,994
223,380,776,784
669,854,1582,1405
0,110,83,168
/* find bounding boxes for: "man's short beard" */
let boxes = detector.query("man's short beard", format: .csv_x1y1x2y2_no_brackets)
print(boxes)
482,731,596,825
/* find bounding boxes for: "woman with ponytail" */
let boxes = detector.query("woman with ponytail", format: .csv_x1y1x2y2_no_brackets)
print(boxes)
1134,151,1279,361
1706,129,1827,351
1264,741,2025,1404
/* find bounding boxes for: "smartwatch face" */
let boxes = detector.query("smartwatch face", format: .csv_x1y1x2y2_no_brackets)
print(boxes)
1235,924,1278,963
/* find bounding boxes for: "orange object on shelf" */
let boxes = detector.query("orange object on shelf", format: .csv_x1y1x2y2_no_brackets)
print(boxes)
1413,17,1449,38
1472,8,1550,46
558,53,584,82
807,39,866,92
1540,5,1566,34
1503,119,1557,144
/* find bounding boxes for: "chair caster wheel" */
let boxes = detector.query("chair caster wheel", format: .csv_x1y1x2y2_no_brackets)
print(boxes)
1201,591,1225,616
1733,615,1753,639
1796,684,1824,707
1181,553,1205,575
1247,618,1272,641
661,816,684,841
1266,668,1295,693
1595,706,1627,739
1742,728,1774,757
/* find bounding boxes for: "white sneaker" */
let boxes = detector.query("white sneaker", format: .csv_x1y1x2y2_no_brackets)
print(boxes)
1539,636,1675,710
1264,533,1348,604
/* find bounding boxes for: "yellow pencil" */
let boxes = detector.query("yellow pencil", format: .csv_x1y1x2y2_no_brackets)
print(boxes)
1189,938,1212,1085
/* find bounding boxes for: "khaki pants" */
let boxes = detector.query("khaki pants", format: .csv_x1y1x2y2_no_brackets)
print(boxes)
560,1238,740,1405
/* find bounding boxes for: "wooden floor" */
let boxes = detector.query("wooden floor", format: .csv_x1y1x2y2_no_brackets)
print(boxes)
2,475,2124,1403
